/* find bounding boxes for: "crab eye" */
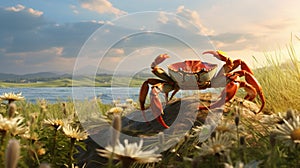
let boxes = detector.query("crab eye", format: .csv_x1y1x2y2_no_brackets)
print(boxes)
179,68,183,71
201,68,206,72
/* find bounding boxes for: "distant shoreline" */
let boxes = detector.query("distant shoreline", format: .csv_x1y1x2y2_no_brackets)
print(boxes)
0,73,149,88
0,83,141,88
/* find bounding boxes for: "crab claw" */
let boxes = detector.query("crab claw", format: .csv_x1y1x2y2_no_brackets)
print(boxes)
203,50,229,62
139,79,170,128
151,54,170,68
150,86,169,128
139,80,150,123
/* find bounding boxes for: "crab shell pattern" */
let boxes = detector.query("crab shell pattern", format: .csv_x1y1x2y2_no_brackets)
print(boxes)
168,60,218,90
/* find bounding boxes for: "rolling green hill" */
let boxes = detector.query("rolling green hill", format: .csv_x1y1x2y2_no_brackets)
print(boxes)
0,72,152,87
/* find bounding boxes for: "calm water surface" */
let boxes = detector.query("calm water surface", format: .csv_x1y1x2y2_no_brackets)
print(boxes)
0,87,218,104
0,87,141,104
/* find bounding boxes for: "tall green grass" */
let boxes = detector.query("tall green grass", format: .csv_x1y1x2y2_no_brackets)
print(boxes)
254,37,300,113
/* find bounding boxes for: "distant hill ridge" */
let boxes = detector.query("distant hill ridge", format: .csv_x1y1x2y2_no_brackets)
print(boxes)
0,70,153,82
0,72,70,81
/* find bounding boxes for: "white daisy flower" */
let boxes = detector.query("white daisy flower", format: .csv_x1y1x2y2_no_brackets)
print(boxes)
197,132,234,156
0,114,27,136
97,139,161,164
273,115,300,147
0,92,24,103
62,124,89,141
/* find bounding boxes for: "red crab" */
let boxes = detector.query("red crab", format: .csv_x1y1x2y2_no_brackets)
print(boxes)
139,50,265,128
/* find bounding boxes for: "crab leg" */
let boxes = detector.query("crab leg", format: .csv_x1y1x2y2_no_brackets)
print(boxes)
199,70,265,113
139,79,170,128
169,87,180,101
203,50,254,74
199,81,240,110
150,85,169,128
232,59,254,74
139,78,165,122
198,81,255,111
151,54,170,68
152,67,175,82
240,82,257,101
232,70,265,113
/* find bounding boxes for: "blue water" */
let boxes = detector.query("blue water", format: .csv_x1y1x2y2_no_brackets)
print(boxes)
0,87,141,104
0,87,219,104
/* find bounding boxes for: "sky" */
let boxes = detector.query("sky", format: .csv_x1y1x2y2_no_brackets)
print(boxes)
0,0,299,75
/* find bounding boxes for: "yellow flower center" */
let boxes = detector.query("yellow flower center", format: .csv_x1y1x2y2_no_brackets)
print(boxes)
291,128,300,141
212,144,223,153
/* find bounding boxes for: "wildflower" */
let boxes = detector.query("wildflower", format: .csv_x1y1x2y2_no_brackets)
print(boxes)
197,132,233,156
29,113,39,124
224,160,262,168
0,114,11,132
192,120,237,139
112,100,120,106
215,121,237,135
5,139,20,168
25,140,46,158
9,116,28,136
21,132,39,142
38,99,48,113
286,109,297,120
224,161,243,168
273,115,300,147
0,114,27,136
63,124,88,167
192,125,204,133
108,107,123,114
97,139,161,165
43,118,65,130
0,92,24,104
262,109,299,127
37,147,46,156
106,107,124,120
63,124,89,141
126,98,134,104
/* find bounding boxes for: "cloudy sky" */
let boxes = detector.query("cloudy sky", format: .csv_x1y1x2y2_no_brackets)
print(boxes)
0,0,299,74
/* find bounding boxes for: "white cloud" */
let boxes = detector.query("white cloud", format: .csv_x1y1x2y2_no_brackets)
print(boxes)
5,4,25,12
157,6,214,36
5,4,43,17
79,0,127,16
93,20,114,25
176,6,214,36
6,47,64,57
27,8,43,17
158,12,168,24
109,48,125,56
2,47,75,73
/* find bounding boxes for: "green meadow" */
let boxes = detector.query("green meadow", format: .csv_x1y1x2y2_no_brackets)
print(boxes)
0,75,146,88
